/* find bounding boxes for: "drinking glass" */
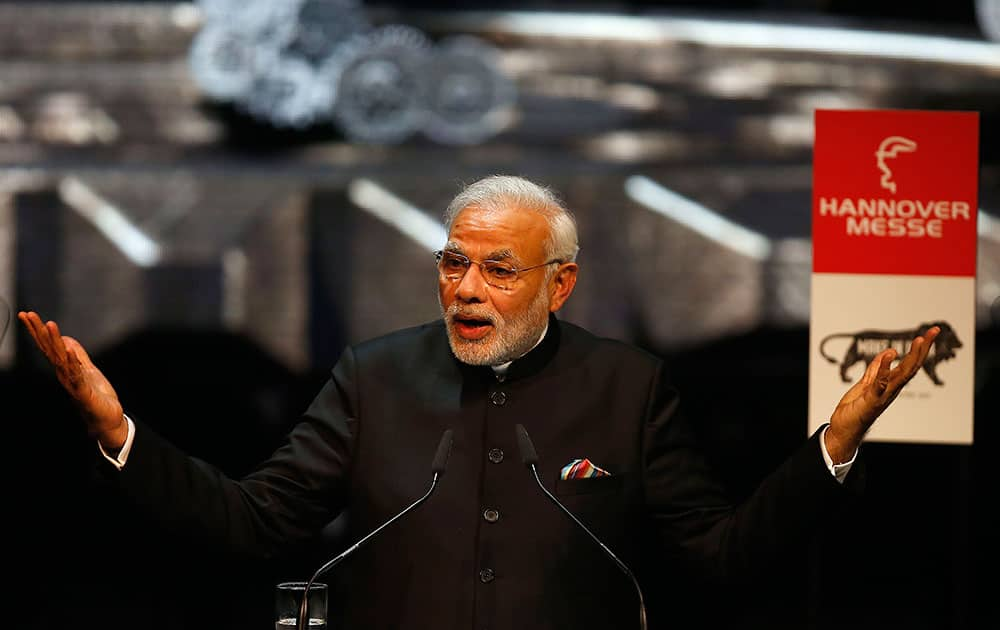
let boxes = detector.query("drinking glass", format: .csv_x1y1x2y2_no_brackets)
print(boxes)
275,581,327,629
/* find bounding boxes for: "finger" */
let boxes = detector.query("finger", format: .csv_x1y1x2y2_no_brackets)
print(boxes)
894,327,937,382
916,326,939,363
63,344,87,388
19,311,56,359
18,311,42,346
45,320,69,365
860,347,895,384
904,336,929,377
18,311,43,342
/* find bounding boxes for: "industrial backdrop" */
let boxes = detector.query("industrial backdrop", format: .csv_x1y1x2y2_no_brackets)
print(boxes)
3,2,999,629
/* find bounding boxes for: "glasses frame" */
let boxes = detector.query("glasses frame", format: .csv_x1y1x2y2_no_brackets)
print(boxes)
434,250,562,290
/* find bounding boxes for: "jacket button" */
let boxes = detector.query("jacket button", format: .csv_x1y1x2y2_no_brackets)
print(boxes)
483,508,500,523
490,391,507,406
488,448,504,464
479,568,495,583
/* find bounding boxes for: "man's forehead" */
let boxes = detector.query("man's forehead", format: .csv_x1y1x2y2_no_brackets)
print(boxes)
453,203,521,222
448,204,549,248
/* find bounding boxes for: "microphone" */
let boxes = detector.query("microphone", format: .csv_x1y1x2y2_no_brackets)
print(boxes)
514,424,647,630
296,428,454,630
0,296,10,345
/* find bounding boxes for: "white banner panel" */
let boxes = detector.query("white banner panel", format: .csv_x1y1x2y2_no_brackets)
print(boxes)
808,273,975,444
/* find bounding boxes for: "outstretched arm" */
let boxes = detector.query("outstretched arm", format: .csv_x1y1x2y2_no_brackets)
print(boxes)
18,310,127,451
824,326,940,463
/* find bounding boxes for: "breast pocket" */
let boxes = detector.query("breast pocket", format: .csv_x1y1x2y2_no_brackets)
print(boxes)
552,474,629,541
555,474,624,496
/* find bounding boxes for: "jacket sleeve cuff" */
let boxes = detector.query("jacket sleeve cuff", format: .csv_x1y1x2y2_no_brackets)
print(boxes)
96,414,136,470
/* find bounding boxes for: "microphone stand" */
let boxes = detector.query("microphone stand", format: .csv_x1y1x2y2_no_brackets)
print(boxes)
515,424,648,630
296,429,453,630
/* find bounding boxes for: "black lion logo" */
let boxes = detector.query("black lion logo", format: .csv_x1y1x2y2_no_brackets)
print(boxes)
819,321,961,386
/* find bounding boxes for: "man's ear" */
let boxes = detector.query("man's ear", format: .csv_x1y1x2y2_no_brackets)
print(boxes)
548,263,578,312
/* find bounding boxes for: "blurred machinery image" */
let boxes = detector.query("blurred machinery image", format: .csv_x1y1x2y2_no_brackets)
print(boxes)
189,0,516,143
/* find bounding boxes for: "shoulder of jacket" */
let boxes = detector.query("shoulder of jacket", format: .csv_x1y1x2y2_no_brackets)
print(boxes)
351,320,447,359
557,319,661,367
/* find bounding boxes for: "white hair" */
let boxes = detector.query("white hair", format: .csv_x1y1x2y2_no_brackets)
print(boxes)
444,175,580,263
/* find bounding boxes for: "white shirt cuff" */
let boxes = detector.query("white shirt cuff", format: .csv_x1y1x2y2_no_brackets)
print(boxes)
97,414,135,471
819,424,855,484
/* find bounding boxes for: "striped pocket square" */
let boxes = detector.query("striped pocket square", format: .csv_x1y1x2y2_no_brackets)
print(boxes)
560,458,611,479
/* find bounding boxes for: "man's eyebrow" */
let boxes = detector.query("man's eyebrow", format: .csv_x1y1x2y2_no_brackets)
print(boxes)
442,244,517,261
485,249,515,261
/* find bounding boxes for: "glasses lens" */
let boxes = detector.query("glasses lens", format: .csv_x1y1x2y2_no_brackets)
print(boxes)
482,260,518,289
437,251,470,279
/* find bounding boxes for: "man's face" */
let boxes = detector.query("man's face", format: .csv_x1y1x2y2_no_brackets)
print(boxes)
438,204,563,366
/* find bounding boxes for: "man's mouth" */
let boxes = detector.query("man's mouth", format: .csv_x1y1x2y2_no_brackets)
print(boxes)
452,315,494,340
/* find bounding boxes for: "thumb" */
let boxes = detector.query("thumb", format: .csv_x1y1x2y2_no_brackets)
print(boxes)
865,348,896,395
876,355,892,396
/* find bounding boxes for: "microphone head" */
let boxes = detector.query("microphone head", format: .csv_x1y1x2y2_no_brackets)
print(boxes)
430,429,454,474
514,424,539,465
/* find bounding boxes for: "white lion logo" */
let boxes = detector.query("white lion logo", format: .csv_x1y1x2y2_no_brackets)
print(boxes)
875,136,917,194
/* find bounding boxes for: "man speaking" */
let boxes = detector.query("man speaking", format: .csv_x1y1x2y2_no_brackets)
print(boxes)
19,175,937,629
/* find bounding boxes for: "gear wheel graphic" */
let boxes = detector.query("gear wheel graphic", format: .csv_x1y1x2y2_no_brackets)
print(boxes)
188,25,281,101
240,56,335,129
189,2,518,143
286,0,372,64
420,36,517,145
327,25,433,144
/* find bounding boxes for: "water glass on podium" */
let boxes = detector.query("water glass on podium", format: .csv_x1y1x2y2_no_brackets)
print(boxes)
275,581,327,629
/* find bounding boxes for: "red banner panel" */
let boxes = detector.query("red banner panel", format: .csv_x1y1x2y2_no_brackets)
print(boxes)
812,109,979,276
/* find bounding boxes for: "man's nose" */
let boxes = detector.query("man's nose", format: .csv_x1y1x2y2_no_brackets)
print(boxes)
454,263,488,303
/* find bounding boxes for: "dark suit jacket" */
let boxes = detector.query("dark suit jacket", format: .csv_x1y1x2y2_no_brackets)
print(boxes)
114,315,856,629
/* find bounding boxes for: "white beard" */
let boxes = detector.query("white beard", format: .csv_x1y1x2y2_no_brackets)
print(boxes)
440,285,551,366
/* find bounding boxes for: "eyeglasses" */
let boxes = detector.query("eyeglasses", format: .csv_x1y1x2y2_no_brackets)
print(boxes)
435,250,561,290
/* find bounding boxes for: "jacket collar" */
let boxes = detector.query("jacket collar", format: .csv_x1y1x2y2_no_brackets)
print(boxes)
501,314,561,381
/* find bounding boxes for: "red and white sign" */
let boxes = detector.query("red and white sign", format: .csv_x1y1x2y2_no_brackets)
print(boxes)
813,109,978,276
809,109,978,445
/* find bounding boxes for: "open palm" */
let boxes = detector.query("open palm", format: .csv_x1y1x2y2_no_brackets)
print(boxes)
18,311,126,448
825,326,939,463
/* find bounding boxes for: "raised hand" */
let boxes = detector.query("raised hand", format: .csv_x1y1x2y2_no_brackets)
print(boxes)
824,326,940,463
18,311,127,450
